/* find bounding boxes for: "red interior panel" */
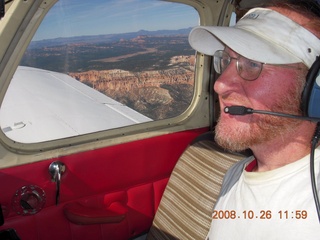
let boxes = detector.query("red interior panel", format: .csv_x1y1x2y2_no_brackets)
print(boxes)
0,128,206,239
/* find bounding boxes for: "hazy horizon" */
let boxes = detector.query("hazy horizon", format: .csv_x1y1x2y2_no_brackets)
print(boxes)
33,0,199,41
32,26,193,43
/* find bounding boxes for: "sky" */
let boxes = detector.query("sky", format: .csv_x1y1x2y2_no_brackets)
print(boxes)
33,0,199,41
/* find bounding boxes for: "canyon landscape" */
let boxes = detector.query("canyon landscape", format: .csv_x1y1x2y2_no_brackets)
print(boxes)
21,29,196,120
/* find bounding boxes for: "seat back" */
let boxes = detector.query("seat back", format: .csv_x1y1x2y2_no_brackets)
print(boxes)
147,132,250,239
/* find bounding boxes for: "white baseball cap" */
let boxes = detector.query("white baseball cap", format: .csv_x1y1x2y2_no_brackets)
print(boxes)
188,8,320,68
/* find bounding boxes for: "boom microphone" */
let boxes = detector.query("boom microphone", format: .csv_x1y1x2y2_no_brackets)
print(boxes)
224,106,320,122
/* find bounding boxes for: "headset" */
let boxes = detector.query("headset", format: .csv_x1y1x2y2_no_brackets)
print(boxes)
301,56,320,118
298,0,320,118
300,56,320,222
276,2,320,118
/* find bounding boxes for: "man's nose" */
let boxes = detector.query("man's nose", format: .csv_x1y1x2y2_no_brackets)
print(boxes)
213,60,241,96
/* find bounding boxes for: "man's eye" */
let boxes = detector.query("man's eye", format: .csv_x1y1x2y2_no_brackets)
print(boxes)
249,61,260,68
244,59,261,69
221,58,229,68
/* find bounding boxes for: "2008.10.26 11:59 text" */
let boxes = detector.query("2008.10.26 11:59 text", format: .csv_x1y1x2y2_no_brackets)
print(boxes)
212,210,308,220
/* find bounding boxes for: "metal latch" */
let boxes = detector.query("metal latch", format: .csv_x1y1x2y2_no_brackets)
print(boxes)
49,161,65,205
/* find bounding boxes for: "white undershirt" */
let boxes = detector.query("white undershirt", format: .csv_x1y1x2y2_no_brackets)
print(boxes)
207,148,320,240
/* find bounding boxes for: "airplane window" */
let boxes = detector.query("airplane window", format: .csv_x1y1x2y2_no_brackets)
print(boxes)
0,0,199,143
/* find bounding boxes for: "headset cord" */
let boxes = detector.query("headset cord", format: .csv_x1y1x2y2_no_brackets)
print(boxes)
310,122,320,222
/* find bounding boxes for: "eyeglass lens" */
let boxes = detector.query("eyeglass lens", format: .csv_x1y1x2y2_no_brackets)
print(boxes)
213,50,263,80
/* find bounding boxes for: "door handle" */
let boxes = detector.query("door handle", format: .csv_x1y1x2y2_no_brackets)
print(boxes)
49,161,65,205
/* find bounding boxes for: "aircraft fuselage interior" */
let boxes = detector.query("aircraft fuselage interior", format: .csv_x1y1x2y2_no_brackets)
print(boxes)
0,0,292,239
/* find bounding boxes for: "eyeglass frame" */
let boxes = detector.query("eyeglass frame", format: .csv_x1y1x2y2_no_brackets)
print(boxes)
213,50,303,81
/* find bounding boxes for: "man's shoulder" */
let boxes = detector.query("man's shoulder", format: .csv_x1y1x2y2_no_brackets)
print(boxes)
219,156,254,197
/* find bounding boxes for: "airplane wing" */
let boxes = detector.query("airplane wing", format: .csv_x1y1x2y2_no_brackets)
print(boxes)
0,66,152,143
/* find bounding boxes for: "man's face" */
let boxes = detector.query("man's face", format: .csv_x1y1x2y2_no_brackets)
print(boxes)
213,48,306,152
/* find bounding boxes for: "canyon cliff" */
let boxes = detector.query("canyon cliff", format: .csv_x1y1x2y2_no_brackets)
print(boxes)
69,55,195,120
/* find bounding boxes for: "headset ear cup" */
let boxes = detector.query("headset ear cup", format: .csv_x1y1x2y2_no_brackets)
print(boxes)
301,56,320,117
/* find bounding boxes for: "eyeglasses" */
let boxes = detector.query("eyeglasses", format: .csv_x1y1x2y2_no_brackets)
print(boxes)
213,50,301,81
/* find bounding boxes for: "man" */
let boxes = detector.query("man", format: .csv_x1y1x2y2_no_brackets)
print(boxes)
189,1,320,239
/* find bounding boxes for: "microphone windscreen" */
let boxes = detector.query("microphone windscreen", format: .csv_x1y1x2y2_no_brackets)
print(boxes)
224,106,251,115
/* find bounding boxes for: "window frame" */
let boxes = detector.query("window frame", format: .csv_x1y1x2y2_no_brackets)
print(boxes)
0,0,230,155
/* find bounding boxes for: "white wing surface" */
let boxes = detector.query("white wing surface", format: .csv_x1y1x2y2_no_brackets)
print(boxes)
0,66,152,143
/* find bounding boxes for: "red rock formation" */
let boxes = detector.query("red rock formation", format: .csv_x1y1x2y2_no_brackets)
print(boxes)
68,55,195,120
